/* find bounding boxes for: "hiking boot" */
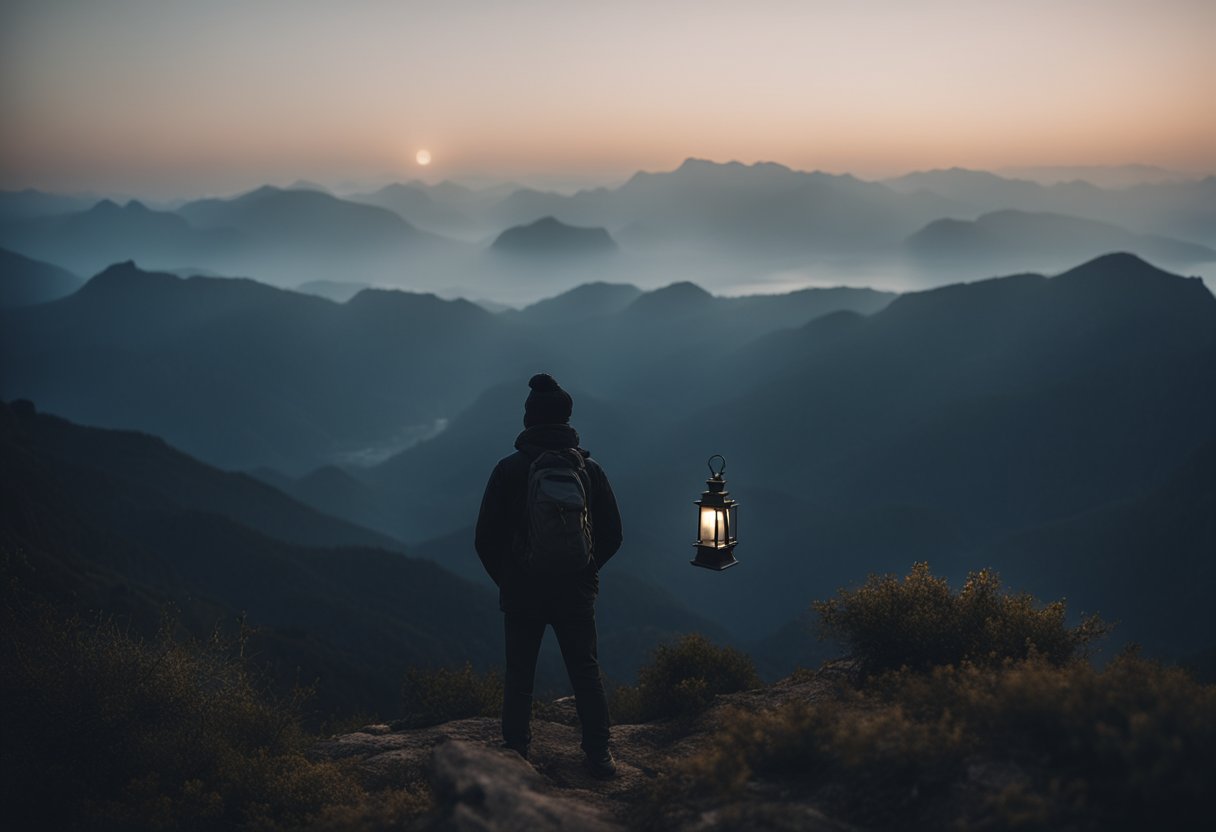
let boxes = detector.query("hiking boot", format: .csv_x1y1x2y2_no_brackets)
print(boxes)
584,748,617,779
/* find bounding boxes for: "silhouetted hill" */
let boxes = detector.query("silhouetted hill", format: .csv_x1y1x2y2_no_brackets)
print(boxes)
506,282,643,324
622,280,716,319
0,247,82,307
0,400,499,716
491,216,617,255
907,209,1215,267
5,400,401,551
0,262,515,472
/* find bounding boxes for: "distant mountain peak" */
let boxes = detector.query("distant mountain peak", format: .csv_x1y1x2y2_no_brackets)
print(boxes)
627,281,716,314
674,157,794,176
1056,252,1171,281
76,260,178,297
491,216,616,254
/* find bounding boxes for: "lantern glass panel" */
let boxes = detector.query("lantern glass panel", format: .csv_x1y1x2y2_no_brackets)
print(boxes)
729,503,738,544
699,506,729,547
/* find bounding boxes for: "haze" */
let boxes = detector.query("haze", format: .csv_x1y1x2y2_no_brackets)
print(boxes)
2,0,1214,198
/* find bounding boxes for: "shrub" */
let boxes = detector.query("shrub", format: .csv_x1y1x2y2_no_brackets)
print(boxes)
679,651,1215,830
612,634,760,724
0,578,430,830
814,562,1108,674
399,662,502,728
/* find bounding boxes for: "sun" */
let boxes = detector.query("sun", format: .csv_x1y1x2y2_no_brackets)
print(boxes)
415,149,432,166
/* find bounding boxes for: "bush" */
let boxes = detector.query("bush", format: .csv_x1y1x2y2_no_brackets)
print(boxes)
612,634,760,724
679,651,1215,830
399,662,502,728
0,578,430,830
814,562,1108,674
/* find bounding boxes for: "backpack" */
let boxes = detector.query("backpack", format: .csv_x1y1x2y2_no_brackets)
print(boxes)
522,449,594,576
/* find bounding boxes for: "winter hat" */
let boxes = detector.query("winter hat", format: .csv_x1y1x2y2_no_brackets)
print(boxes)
524,373,573,427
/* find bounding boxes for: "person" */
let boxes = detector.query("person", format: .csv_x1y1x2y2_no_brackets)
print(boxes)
475,373,623,778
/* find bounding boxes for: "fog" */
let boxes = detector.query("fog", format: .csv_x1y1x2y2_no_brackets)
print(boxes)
3,159,1211,308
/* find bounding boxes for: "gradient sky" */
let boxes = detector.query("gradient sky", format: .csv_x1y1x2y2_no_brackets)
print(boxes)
2,0,1213,197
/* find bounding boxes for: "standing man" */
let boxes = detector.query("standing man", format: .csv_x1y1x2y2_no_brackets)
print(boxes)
475,373,623,778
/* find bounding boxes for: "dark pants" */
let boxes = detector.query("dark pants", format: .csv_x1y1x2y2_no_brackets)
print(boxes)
502,610,611,755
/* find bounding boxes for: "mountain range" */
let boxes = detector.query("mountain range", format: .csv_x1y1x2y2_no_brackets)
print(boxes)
2,163,1213,678
2,161,1211,302
0,261,889,473
260,253,1212,664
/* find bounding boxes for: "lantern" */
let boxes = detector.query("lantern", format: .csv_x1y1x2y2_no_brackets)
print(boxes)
692,454,739,571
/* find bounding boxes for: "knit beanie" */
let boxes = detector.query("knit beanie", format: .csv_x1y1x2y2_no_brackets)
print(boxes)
523,373,573,427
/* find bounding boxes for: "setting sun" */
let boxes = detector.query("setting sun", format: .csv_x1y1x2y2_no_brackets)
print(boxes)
416,149,432,166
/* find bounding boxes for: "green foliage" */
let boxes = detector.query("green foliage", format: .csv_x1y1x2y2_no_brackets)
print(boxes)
399,662,502,728
0,577,430,830
814,562,1108,674
678,651,1215,829
611,634,761,724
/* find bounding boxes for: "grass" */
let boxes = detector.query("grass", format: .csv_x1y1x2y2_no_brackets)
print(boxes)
0,572,432,830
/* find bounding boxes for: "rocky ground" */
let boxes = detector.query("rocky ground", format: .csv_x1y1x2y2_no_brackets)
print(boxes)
312,666,858,831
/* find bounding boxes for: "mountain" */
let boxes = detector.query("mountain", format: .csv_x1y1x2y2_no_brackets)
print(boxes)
176,185,436,254
0,199,241,275
486,159,959,257
6,247,1210,674
505,282,644,325
491,216,617,255
0,400,500,716
173,186,461,284
5,400,401,551
907,210,1216,271
0,247,82,307
886,168,1216,246
0,262,519,472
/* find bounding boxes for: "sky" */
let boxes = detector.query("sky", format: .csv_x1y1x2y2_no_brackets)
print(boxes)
1,0,1214,197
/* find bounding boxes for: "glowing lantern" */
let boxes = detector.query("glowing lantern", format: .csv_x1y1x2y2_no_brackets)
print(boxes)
692,454,738,571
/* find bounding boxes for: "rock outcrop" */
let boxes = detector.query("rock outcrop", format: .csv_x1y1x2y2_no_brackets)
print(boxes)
312,672,856,830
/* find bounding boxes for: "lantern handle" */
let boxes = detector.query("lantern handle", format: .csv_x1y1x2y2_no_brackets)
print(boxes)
707,454,727,477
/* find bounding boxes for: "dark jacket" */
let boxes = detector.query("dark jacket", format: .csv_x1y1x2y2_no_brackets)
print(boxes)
475,423,622,615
